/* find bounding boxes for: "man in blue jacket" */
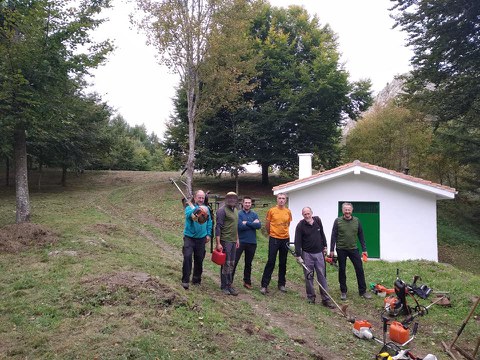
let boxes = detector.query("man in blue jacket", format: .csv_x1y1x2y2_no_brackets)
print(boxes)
182,190,213,289
233,196,261,290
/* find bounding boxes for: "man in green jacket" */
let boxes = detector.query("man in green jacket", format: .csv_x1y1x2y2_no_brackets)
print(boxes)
330,202,371,300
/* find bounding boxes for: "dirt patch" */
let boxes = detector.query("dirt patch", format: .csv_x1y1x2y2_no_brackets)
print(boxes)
91,223,119,235
0,222,58,254
80,271,187,308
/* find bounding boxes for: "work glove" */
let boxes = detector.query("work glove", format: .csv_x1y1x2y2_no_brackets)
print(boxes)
296,256,304,264
362,252,368,262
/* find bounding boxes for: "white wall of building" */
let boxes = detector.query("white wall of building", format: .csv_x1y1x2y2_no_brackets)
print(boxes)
286,172,438,261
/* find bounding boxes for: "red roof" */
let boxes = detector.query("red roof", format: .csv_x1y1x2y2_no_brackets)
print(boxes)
272,160,457,194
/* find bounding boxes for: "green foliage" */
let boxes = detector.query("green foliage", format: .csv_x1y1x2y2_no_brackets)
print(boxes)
0,0,114,217
99,115,173,171
164,4,373,183
391,0,480,189
244,5,372,181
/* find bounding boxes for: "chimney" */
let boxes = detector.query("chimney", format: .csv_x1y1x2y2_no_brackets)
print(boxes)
298,153,313,179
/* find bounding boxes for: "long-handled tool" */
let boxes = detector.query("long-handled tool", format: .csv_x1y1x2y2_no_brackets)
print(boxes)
442,296,480,360
170,177,192,206
401,294,448,326
286,243,355,323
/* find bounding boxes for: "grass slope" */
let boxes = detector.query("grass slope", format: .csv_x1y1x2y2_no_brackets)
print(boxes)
0,170,478,359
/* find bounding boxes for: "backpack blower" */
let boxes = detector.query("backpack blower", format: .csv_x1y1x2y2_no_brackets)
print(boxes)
384,269,415,317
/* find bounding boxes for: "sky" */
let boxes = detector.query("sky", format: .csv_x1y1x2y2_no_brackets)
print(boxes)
89,0,413,138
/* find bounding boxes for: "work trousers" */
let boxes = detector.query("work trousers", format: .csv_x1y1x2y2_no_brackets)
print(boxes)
303,251,330,302
182,236,206,284
220,241,237,289
233,242,257,285
337,248,367,295
261,237,289,288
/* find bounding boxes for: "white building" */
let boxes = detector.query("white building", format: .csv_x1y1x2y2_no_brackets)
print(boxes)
273,155,456,262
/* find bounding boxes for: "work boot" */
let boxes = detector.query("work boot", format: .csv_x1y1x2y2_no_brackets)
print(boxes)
181,282,189,290
260,287,268,295
322,299,335,309
228,287,239,296
222,288,231,295
278,285,287,293
360,292,372,299
341,292,347,301
243,282,253,290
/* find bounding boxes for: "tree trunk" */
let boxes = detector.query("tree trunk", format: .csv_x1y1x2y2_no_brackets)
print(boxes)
185,70,199,199
235,170,239,195
261,163,269,185
185,114,195,198
61,164,67,187
5,157,9,186
37,163,43,190
14,126,31,223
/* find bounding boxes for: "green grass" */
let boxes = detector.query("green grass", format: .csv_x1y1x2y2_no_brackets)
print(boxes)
0,170,479,359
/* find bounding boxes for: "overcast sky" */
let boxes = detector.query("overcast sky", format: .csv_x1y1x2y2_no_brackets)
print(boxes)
89,0,412,137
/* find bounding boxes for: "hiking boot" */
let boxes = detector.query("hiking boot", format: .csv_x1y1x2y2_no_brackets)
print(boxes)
181,282,189,290
222,288,231,295
322,299,335,309
360,292,372,299
278,285,287,293
228,287,239,296
341,292,347,301
260,287,268,295
307,297,316,304
243,282,253,290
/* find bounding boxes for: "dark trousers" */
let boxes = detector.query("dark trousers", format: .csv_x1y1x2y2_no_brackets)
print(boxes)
337,248,367,295
220,241,237,289
233,243,257,285
182,236,206,284
261,237,289,288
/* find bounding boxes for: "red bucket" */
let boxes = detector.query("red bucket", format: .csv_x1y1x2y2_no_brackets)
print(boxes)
211,249,226,266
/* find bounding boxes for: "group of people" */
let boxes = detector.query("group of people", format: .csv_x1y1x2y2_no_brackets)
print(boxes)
181,190,372,306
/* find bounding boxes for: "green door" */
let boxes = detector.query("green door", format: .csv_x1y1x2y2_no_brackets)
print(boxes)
337,202,380,258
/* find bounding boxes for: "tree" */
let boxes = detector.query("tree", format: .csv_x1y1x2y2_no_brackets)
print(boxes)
244,5,372,184
163,4,373,184
28,92,112,187
391,0,480,188
0,0,113,222
345,101,465,188
134,0,260,197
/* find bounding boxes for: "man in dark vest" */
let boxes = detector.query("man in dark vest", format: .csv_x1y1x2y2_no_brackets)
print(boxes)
330,202,371,300
215,192,239,295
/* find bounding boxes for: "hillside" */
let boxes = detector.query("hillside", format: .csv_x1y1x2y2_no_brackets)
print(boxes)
0,170,478,359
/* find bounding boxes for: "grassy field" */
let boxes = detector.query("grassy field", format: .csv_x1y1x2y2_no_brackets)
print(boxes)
0,170,478,359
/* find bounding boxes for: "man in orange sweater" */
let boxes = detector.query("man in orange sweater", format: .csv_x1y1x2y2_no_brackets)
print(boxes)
260,193,292,295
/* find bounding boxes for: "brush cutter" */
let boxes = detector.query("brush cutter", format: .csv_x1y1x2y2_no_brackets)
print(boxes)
286,243,355,323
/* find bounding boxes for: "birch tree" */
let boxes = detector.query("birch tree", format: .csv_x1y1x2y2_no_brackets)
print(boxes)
134,0,259,196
